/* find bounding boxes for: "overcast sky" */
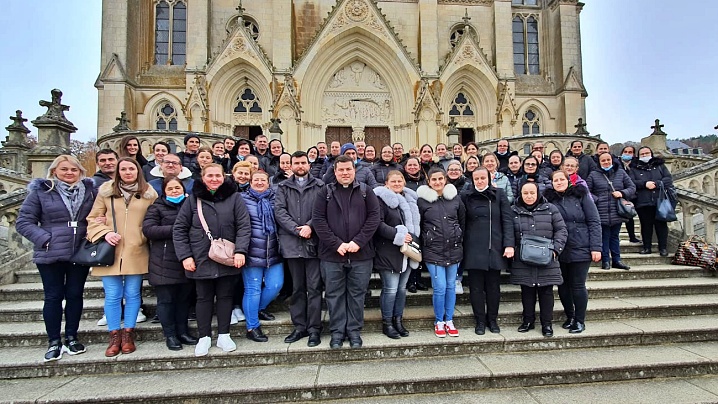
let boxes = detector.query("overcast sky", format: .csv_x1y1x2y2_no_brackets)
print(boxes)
1,0,716,145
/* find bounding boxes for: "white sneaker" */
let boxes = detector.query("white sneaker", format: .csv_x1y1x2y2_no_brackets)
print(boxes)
97,315,107,327
217,334,237,352
195,336,211,357
230,311,239,325
455,279,464,295
136,308,147,323
233,307,245,322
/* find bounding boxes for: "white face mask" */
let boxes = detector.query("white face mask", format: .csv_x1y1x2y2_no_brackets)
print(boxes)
639,156,651,163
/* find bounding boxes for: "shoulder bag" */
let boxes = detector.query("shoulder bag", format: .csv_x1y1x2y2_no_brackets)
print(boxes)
197,199,236,267
71,198,117,267
604,173,637,220
519,234,554,267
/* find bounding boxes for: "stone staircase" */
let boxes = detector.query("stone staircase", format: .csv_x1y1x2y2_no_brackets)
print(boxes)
1,230,718,402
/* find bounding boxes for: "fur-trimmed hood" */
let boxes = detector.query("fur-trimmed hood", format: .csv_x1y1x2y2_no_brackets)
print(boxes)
149,165,193,180
543,182,588,202
28,178,94,193
373,186,420,235
193,177,237,202
417,183,458,203
98,180,157,199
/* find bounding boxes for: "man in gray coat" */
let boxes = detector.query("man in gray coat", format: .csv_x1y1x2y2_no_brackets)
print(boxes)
274,151,325,347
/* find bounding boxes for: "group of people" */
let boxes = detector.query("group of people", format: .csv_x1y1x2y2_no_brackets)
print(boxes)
16,133,674,362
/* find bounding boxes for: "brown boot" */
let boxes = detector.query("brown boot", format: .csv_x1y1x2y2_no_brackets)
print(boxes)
105,330,122,357
121,328,136,354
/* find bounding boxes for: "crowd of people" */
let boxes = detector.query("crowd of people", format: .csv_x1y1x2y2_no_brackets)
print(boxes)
16,133,675,362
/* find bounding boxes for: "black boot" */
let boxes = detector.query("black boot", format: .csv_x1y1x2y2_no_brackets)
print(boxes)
382,319,401,339
393,316,409,337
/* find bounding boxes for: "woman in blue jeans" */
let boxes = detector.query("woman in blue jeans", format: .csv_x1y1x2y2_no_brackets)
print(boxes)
241,170,284,342
373,170,421,339
417,168,466,338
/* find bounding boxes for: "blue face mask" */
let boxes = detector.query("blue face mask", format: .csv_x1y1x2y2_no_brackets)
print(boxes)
602,166,612,172
166,194,186,204
621,154,632,161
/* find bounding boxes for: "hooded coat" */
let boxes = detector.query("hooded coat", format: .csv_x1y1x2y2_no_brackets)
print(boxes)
17,178,96,265
417,184,466,266
628,156,673,208
460,186,514,271
274,174,325,259
373,186,421,273
173,178,251,279
544,185,602,263
586,162,636,226
494,149,519,170
87,181,158,276
142,195,188,285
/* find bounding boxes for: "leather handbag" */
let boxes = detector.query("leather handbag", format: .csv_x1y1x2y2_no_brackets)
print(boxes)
71,198,117,267
519,234,554,267
400,239,422,262
604,173,637,219
197,199,236,267
672,235,717,271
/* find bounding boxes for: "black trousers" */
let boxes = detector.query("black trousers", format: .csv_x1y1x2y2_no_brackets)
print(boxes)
467,269,501,325
195,275,239,338
321,259,372,338
154,283,192,338
37,262,89,342
637,205,668,250
287,258,323,333
520,285,554,325
557,261,590,323
624,217,637,240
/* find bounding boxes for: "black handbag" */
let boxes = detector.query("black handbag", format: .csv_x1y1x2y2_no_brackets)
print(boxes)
655,182,677,222
519,234,554,267
71,198,117,267
604,173,637,220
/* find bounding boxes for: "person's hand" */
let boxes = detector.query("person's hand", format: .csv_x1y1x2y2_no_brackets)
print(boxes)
234,253,245,268
183,257,196,271
503,247,514,258
94,216,107,224
337,243,349,256
104,232,121,246
404,233,412,243
591,251,602,262
612,191,623,199
646,181,656,190
297,225,312,239
346,241,360,252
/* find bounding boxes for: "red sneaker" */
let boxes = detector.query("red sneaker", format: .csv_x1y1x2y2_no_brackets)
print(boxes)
445,321,459,337
434,322,446,338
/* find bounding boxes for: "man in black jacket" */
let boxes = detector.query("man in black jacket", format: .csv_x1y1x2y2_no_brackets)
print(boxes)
313,155,381,349
92,149,118,194
494,139,519,170
275,151,325,347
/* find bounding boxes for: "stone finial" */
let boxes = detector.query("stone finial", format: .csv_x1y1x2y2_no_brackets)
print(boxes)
236,0,244,17
447,117,460,145
462,9,471,26
651,119,667,136
268,117,283,140
113,111,131,132
35,89,74,126
5,110,30,134
573,118,589,135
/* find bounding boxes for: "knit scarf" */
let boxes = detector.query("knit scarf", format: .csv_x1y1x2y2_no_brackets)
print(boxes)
119,182,139,204
248,188,275,235
56,180,86,221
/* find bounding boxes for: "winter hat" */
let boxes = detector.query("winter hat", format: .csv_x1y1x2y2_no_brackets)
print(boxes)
183,133,200,145
341,143,357,155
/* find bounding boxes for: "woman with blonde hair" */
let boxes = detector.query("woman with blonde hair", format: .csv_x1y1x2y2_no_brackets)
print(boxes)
17,155,96,361
232,161,255,193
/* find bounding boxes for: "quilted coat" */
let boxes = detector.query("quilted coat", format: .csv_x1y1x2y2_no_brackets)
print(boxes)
241,189,282,268
586,162,636,226
142,196,187,285
417,184,466,266
544,185,602,263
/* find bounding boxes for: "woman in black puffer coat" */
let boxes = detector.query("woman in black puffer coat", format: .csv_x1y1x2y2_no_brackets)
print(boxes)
142,177,198,350
629,147,674,257
511,182,568,338
461,167,515,336
372,145,404,186
544,171,602,334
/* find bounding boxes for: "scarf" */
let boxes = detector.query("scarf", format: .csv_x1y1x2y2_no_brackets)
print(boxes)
56,180,86,221
119,182,139,204
248,188,275,235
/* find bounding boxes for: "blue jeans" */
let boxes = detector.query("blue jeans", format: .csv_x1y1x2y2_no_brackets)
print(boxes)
102,275,144,331
37,262,89,341
379,269,411,319
601,223,622,263
426,263,458,323
242,263,284,330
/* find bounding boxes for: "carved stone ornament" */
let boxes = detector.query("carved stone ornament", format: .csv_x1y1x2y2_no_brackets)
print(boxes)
35,89,74,127
438,0,493,5
455,44,480,64
323,62,392,127
345,0,370,22
225,36,255,61
112,111,131,132
6,111,30,134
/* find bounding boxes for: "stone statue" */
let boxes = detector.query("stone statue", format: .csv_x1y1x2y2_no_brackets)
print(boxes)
37,89,72,124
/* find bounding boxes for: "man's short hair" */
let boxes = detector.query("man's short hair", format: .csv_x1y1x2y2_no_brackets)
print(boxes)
162,153,181,162
291,150,308,163
335,155,355,166
571,140,584,148
95,149,118,163
255,134,268,140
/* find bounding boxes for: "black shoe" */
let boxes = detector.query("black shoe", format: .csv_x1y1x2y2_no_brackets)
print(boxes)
178,333,199,345
166,336,183,351
44,339,63,362
659,249,668,257
349,334,363,348
284,329,309,343
488,321,501,334
561,317,575,330
151,314,161,324
258,310,275,321
639,249,652,255
382,320,401,339
601,262,610,270
307,332,321,347
612,261,631,270
629,238,642,244
415,282,429,291
188,311,196,322
64,335,87,355
407,284,417,294
542,324,554,337
517,322,535,333
475,323,486,335
246,328,268,342
569,321,585,334
393,316,409,337
329,336,343,349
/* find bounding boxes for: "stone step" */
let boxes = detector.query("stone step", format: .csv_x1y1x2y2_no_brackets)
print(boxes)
1,341,716,402
590,253,674,266
3,295,718,347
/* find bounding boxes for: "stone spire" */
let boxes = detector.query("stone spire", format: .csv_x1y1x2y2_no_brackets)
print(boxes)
641,119,669,154
4,110,31,147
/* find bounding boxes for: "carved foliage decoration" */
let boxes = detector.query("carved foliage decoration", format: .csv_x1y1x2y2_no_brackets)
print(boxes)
322,62,392,126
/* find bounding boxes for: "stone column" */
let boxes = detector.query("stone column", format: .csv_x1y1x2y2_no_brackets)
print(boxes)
186,0,209,70
28,89,76,178
682,205,694,236
493,1,514,78
419,0,439,75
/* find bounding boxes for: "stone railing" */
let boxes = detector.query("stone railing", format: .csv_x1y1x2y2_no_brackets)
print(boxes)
673,188,718,243
0,189,33,285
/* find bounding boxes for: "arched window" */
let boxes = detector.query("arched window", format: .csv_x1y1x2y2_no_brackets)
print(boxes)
154,0,186,65
226,16,260,41
512,15,540,75
234,88,262,113
450,27,464,49
522,109,540,135
448,93,474,116
156,103,178,130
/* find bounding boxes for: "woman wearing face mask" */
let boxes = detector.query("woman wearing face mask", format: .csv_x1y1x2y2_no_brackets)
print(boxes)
119,135,149,168
620,146,642,244
232,161,254,193
143,142,170,182
586,152,636,270
481,153,514,204
142,177,199,350
512,156,552,198
372,145,404,185
373,171,420,339
307,146,324,178
417,168,466,338
511,182,568,337
403,157,427,192
461,167,514,335
446,160,467,191
544,170,602,334
629,147,674,257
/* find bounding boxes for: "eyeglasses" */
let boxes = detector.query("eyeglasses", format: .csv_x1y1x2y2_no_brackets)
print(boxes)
524,163,537,167
447,168,462,172
163,161,180,166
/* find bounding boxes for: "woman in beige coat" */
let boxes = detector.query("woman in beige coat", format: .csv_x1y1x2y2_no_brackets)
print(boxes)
87,157,157,357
